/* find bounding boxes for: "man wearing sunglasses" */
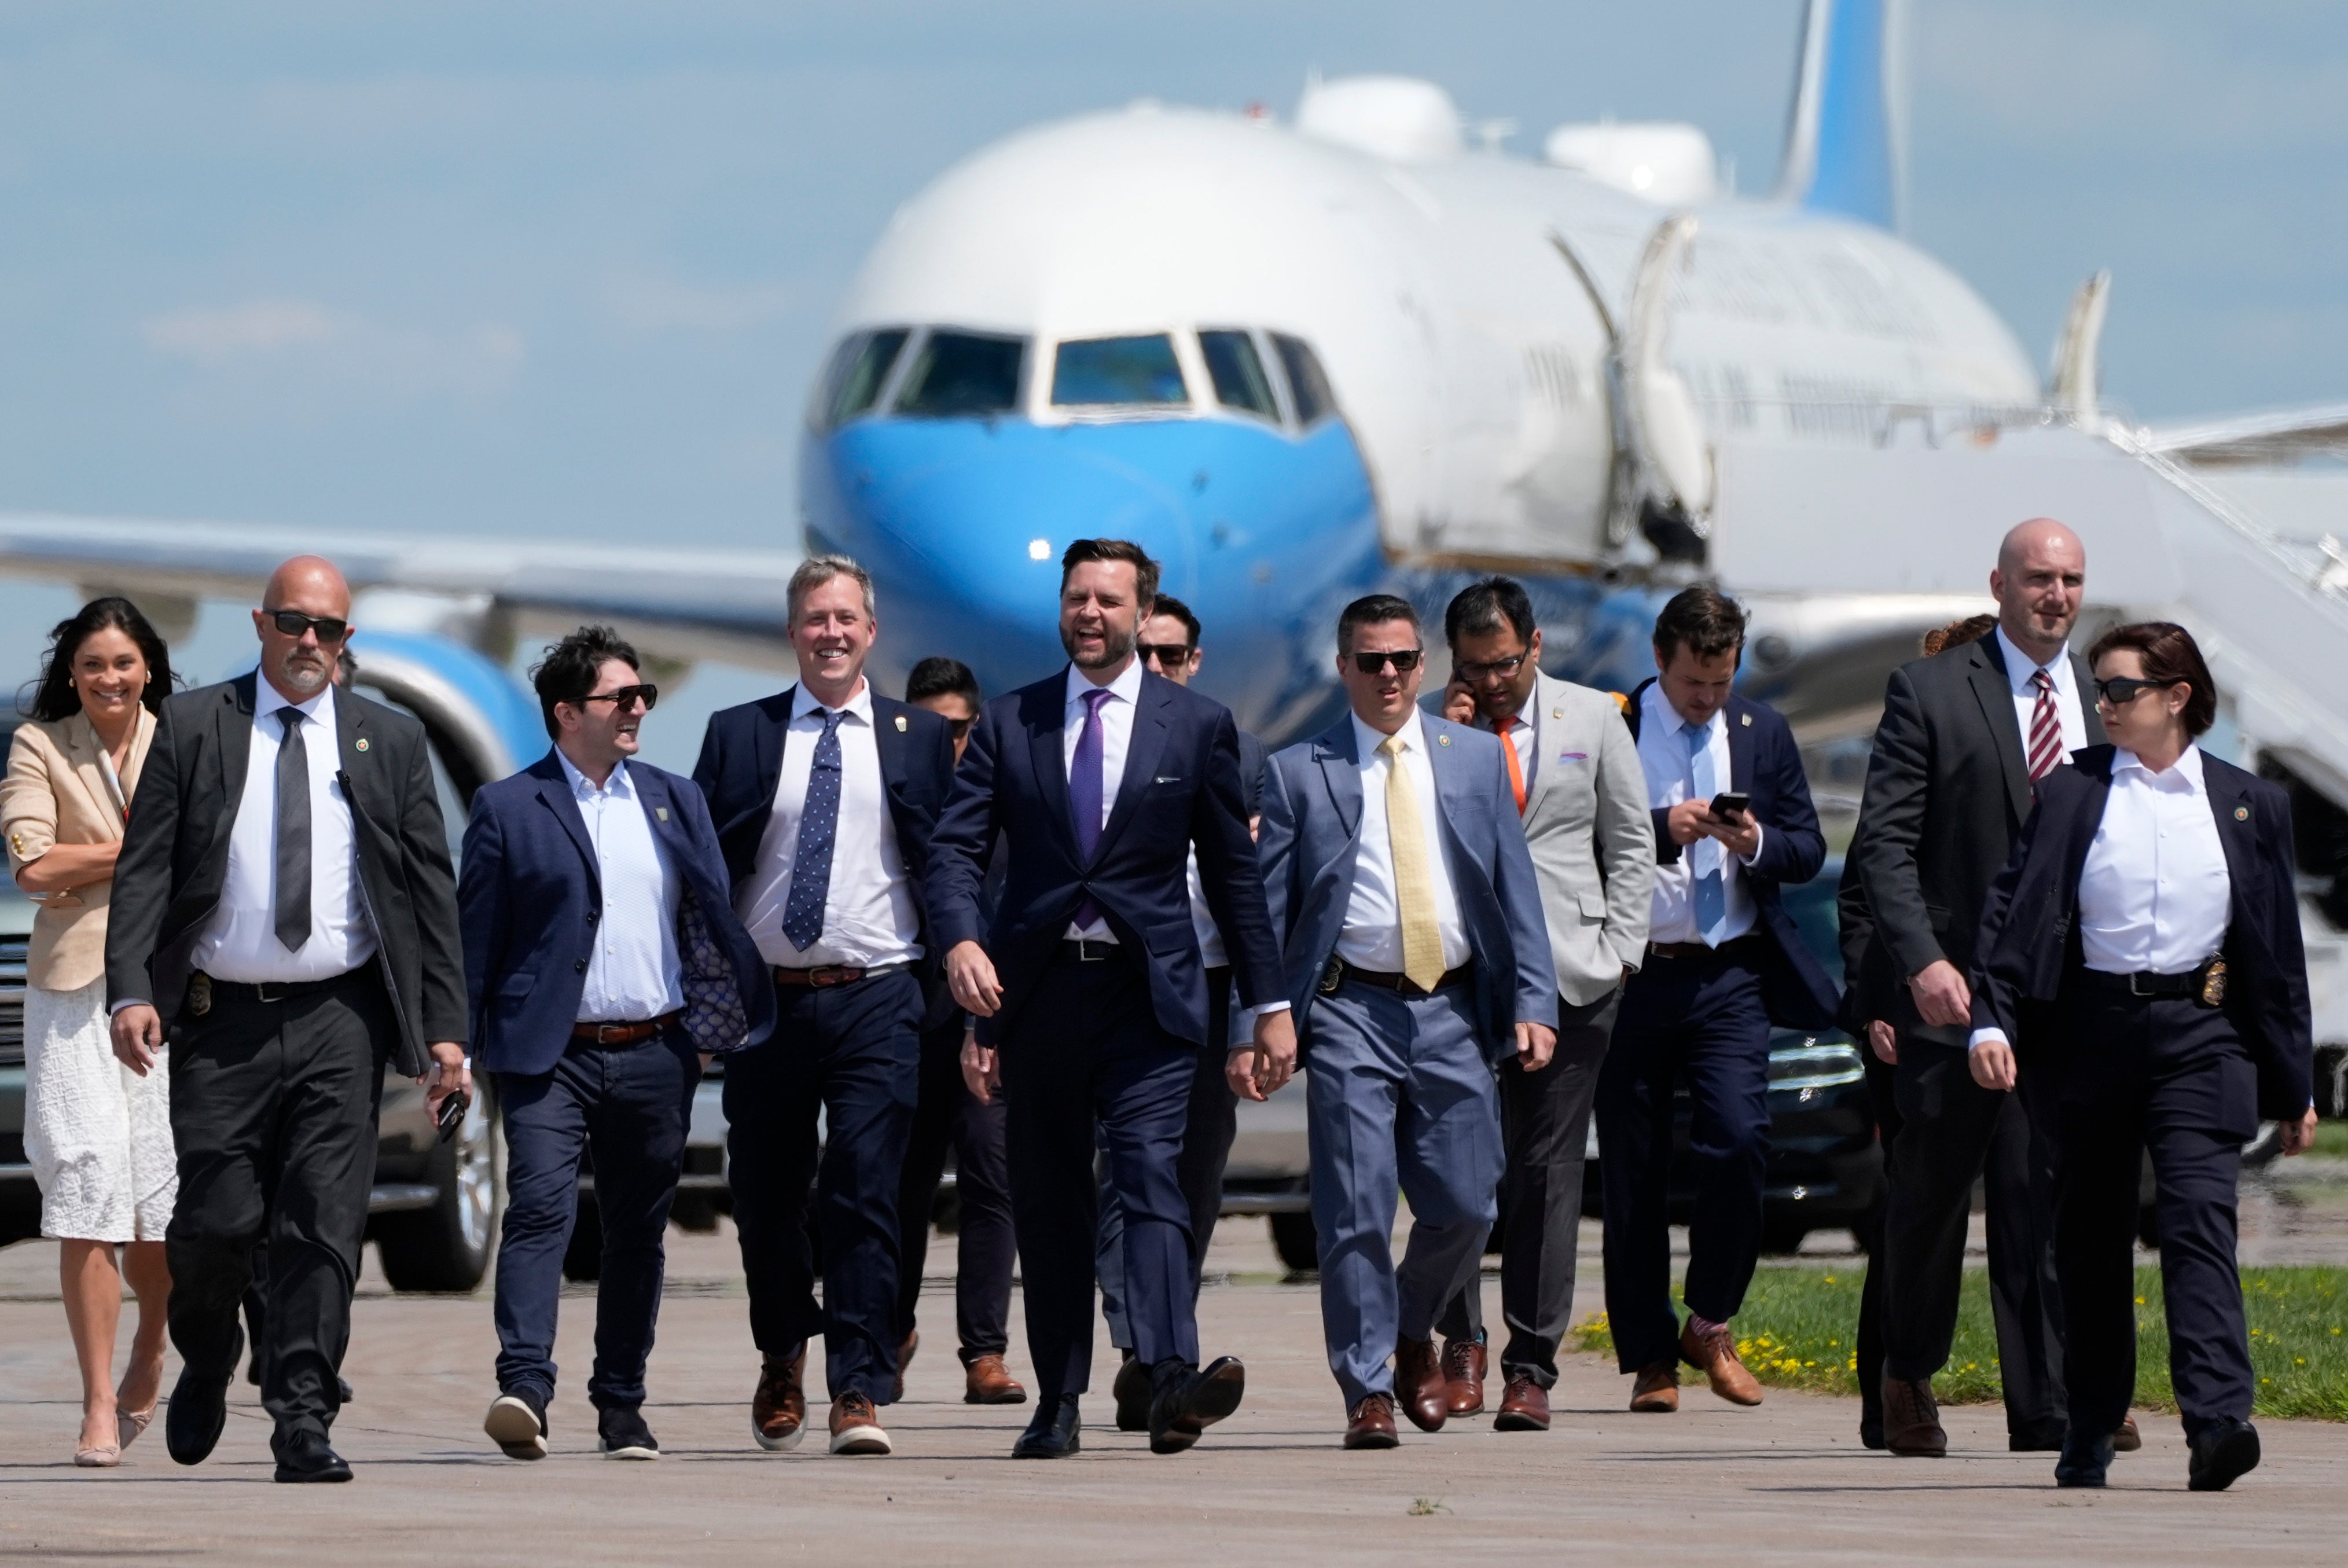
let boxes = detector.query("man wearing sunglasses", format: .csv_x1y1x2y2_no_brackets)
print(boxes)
106,557,468,1482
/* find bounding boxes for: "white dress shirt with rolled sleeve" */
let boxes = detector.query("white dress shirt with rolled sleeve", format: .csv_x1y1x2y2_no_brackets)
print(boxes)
557,753,685,1024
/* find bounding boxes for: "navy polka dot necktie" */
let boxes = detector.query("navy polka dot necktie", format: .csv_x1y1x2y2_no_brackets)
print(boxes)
781,709,846,952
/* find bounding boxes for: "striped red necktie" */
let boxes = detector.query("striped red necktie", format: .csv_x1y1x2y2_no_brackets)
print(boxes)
2026,669,2063,781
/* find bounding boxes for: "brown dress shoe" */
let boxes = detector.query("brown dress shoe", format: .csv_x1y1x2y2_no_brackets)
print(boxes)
1880,1375,1947,1457
1344,1393,1399,1449
893,1329,918,1402
829,1392,891,1456
1494,1374,1550,1431
1440,1334,1486,1417
964,1354,1028,1405
2111,1415,2141,1453
1678,1319,1763,1407
1629,1361,1680,1413
752,1348,808,1452
1393,1335,1447,1432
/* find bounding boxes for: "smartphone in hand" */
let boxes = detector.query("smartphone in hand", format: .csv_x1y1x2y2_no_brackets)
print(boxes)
434,1090,471,1143
1708,791,1751,821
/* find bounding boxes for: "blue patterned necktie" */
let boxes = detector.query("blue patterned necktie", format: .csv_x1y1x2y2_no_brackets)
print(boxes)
1068,687,1112,929
781,708,847,952
1682,717,1726,944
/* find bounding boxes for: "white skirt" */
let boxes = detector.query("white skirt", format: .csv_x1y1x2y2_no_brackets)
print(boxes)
22,976,177,1243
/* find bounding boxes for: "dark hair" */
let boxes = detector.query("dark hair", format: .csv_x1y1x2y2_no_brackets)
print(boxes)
530,625,641,740
23,596,175,723
1652,586,1747,665
1059,538,1159,607
1444,576,1535,649
2086,620,2218,737
1337,593,1421,654
1921,613,1998,658
1146,593,1201,651
905,656,979,705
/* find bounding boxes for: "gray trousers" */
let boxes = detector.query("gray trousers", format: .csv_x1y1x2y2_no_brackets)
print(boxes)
1306,980,1504,1409
1432,988,1619,1387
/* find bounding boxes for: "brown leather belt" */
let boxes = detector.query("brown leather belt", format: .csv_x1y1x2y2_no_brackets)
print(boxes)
773,961,913,988
571,1009,684,1045
1338,963,1474,998
1645,937,1763,963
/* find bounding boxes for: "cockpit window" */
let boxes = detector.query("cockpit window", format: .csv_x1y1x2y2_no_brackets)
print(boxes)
1271,333,1337,426
818,328,908,427
1050,335,1188,406
895,331,1026,417
1198,330,1277,421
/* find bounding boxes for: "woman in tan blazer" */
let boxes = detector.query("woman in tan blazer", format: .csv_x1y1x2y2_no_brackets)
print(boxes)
2,597,175,1466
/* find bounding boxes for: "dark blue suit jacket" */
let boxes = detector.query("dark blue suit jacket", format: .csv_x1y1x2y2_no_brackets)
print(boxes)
459,751,774,1078
1624,680,1838,1030
926,666,1282,1049
1256,713,1559,1063
1969,745,2314,1121
691,684,957,1023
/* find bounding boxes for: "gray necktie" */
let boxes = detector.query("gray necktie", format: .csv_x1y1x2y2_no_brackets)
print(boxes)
275,708,311,952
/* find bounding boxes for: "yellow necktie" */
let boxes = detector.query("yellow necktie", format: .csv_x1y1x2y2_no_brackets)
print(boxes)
1380,732,1446,993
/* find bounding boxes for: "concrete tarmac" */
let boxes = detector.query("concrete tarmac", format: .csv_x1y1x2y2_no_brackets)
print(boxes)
0,1220,2342,1566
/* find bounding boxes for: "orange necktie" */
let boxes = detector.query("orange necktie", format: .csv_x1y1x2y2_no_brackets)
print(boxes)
1497,715,1528,815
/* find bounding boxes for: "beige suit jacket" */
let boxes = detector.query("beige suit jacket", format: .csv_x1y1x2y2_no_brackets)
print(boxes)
3,707,156,992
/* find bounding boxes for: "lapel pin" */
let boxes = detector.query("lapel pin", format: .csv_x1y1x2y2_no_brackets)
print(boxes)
895,715,907,732
1552,707,1563,719
656,806,670,822
1438,734,1452,747
355,737,369,752
2235,805,2249,820
1740,713,1751,727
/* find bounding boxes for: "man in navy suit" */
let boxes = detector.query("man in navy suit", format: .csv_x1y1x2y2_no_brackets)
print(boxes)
928,538,1292,1460
463,626,771,1464
693,556,957,1456
1598,586,1836,1413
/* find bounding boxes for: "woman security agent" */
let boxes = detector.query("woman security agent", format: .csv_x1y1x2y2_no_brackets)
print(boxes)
0,598,177,1467
1967,621,2319,1494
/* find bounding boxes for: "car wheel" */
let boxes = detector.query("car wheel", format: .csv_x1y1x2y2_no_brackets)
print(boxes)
1269,1210,1319,1274
376,1082,503,1292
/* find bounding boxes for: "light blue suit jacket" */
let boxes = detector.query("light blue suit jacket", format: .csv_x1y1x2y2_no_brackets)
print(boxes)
1256,709,1559,1063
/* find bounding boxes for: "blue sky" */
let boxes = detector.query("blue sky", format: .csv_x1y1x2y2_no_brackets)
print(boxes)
0,1,2341,762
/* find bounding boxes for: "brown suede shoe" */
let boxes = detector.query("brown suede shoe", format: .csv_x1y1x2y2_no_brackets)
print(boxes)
1393,1335,1447,1433
2111,1415,2141,1453
829,1391,891,1456
893,1329,918,1402
1880,1375,1947,1457
964,1354,1028,1405
1629,1360,1680,1413
1441,1334,1486,1417
1678,1319,1763,1407
752,1349,808,1452
1344,1393,1399,1449
1494,1374,1550,1432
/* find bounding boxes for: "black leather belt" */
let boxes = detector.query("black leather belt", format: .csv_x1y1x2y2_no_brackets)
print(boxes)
1645,937,1763,963
1335,961,1474,998
192,970,366,1010
1054,938,1124,965
2079,964,2211,999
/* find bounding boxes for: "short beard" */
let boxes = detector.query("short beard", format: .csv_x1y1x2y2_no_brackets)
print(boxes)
276,654,330,696
1062,621,1136,671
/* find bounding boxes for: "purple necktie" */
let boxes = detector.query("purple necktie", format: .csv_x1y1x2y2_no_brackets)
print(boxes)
1069,686,1112,930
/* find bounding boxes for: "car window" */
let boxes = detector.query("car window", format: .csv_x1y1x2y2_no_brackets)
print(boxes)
1199,330,1277,420
1270,333,1337,426
895,332,1026,417
1050,334,1188,406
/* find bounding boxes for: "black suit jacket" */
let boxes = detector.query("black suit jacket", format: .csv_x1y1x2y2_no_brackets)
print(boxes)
1852,634,2106,1046
1968,746,2314,1121
925,666,1281,1049
691,684,958,1022
104,674,466,1077
1624,681,1838,1030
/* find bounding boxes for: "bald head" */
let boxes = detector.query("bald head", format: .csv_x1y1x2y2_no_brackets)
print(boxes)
263,555,351,618
253,555,354,703
1989,518,2085,665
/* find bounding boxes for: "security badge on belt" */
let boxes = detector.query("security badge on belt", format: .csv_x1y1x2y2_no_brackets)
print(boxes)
2200,957,2228,1007
189,973,213,1016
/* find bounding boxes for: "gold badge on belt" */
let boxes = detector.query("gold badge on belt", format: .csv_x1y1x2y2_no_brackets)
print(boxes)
188,973,213,1016
2199,957,2228,1008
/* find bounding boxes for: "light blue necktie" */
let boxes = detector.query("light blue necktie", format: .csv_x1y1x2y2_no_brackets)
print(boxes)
1682,718,1726,944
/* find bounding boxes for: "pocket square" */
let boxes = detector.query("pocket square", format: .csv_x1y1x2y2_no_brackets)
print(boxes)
1556,751,1588,763
1153,775,1182,784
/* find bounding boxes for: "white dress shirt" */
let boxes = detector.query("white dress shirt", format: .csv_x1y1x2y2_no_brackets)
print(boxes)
1186,853,1227,968
557,754,685,1023
1335,710,1470,972
738,681,922,969
1061,659,1144,942
1969,745,2232,1053
1636,682,1761,946
192,678,376,983
1994,626,2089,757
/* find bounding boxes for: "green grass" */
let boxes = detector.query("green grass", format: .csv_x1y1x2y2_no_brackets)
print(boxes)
1568,1264,2348,1420
2308,1119,2348,1159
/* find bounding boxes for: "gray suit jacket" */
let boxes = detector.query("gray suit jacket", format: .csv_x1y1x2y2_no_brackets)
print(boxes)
1478,671,1652,1007
1255,711,1559,1063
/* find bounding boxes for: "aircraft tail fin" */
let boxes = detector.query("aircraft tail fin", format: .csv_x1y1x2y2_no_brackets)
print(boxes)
1777,0,1905,229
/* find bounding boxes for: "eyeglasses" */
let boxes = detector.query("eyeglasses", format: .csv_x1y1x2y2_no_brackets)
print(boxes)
1350,648,1424,675
578,683,659,713
1452,652,1528,682
1138,642,1195,670
267,609,350,644
2093,675,2170,707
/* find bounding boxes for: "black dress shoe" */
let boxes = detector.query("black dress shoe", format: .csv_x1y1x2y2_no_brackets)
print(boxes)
2009,1421,2069,1453
1859,1419,1886,1451
1147,1356,1245,1456
1112,1353,1152,1433
273,1431,353,1483
2054,1431,2115,1488
166,1325,244,1467
1012,1394,1082,1459
2188,1419,2261,1492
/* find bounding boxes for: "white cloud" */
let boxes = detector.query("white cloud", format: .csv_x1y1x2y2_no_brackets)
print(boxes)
141,298,525,410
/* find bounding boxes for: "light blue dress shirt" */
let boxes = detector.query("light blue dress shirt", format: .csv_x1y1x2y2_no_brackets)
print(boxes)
556,752,685,1023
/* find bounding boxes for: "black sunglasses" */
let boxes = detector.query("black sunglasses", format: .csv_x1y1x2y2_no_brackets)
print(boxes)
1452,652,1528,682
2093,675,2171,707
578,683,659,713
268,609,350,644
1138,642,1195,670
1350,648,1425,675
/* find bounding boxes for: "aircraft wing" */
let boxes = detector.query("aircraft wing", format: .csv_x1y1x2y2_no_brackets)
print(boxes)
0,512,802,671
2137,403,2348,466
